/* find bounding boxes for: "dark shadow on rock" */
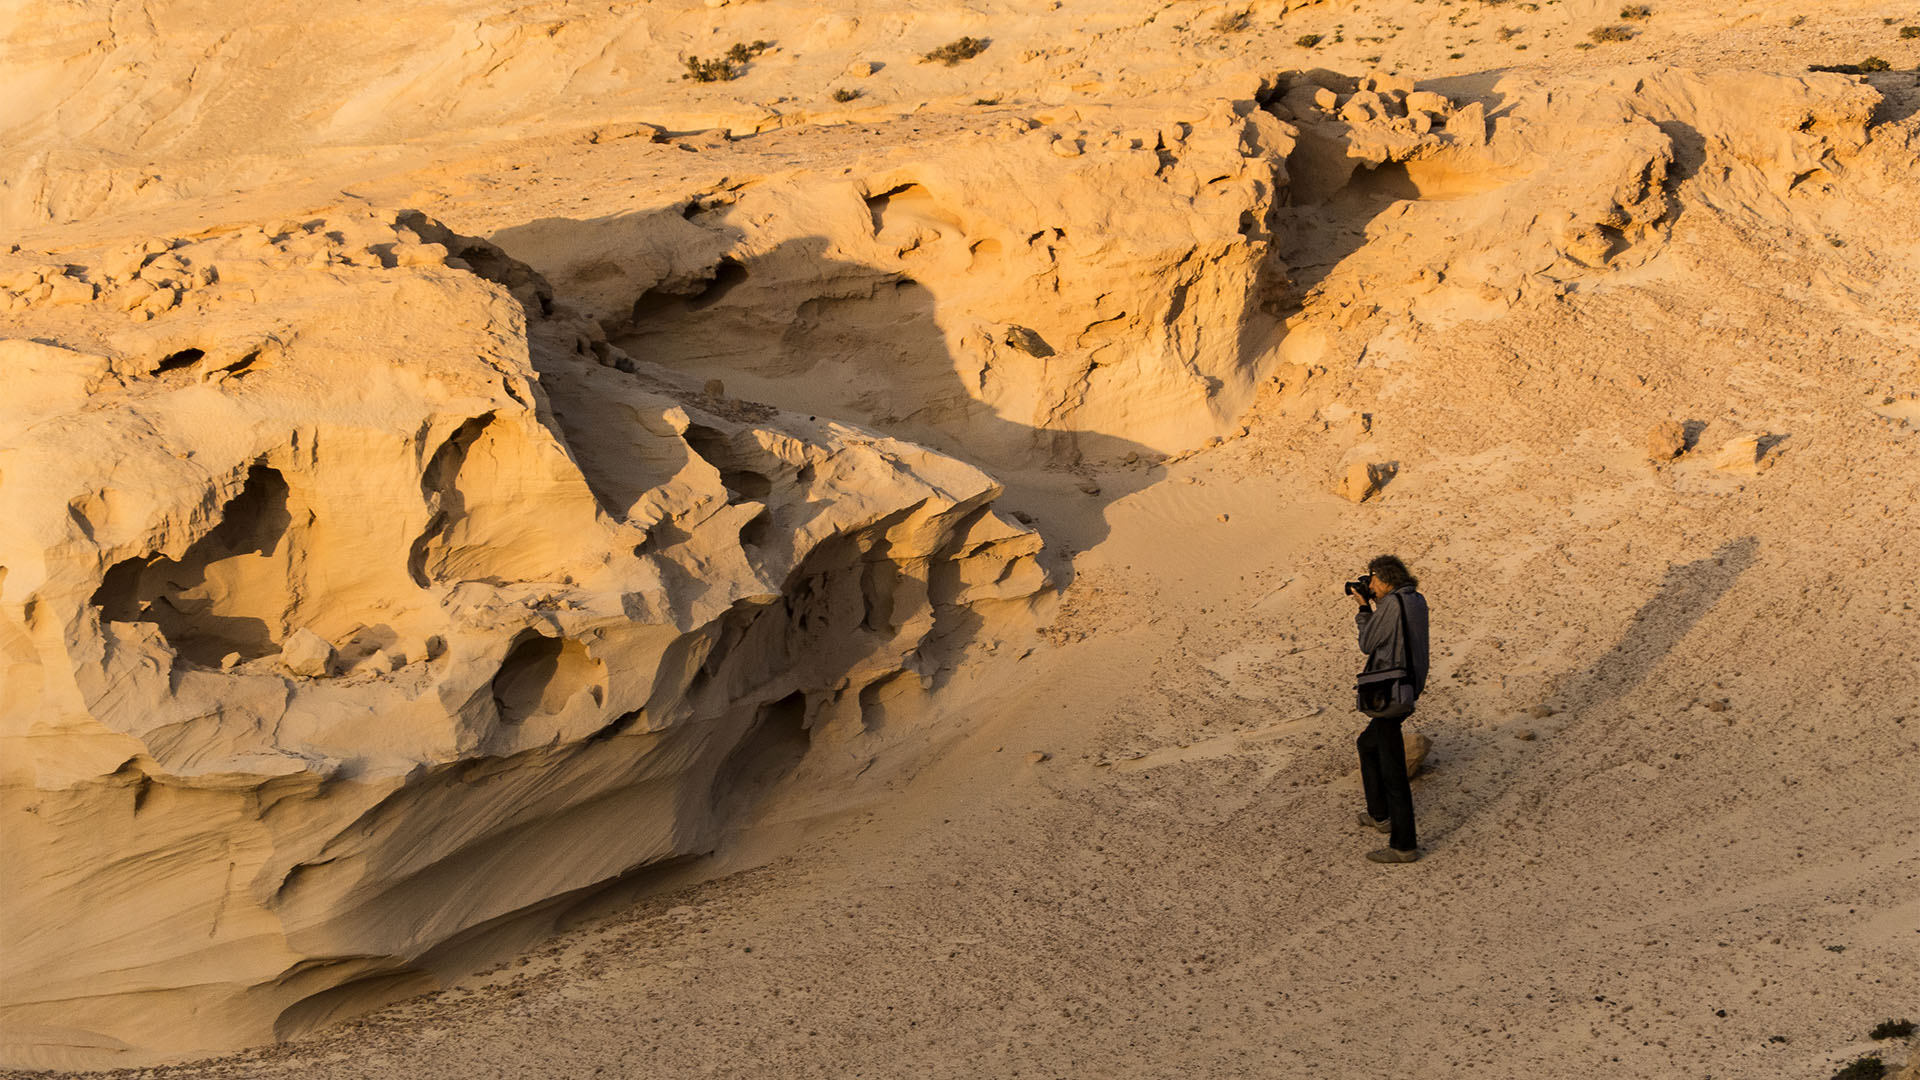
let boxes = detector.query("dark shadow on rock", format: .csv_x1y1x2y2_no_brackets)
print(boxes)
1681,418,1709,450
1253,71,1496,339
1654,120,1709,189
488,216,1167,555
1866,70,1920,126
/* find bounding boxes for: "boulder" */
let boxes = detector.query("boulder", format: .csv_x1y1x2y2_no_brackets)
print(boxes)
279,628,335,677
1404,727,1432,776
1647,420,1688,461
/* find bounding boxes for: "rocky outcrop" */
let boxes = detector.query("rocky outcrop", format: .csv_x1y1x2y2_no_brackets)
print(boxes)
1,8,1905,1059
1266,65,1883,343
0,211,1049,1067
496,101,1297,468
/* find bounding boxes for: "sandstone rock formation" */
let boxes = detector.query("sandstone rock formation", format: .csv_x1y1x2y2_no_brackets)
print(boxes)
4,0,1918,1070
0,212,1048,1065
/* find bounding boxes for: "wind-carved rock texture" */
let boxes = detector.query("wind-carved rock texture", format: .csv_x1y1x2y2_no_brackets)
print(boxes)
1265,66,1885,341
2,24,1915,1067
0,212,1048,1066
500,101,1298,468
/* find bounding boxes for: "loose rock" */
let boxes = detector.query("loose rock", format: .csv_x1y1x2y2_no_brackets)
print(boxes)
280,629,336,678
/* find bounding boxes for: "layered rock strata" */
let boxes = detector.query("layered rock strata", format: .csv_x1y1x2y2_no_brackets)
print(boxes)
0,213,1048,1066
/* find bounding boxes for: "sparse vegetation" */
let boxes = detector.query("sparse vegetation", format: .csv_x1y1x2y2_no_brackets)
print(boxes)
683,56,736,82
1620,4,1652,19
1449,51,1465,58
1810,56,1892,73
924,36,988,65
971,96,1003,106
1901,25,1920,38
727,39,772,64
682,40,771,82
831,87,862,103
1497,25,1524,40
1213,9,1252,33
1831,1055,1885,1080
1870,1018,1916,1040
1590,24,1636,42
1295,33,1324,47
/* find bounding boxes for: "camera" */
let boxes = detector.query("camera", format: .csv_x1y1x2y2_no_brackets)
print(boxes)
1344,573,1373,598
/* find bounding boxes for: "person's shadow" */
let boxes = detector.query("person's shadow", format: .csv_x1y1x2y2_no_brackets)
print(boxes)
1556,534,1760,711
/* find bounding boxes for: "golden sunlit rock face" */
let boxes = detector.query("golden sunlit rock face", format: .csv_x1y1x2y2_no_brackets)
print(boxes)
3,0,1918,1072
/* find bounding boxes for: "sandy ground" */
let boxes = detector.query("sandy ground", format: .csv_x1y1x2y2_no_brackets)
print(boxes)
6,1,1920,1077
55,376,1920,1079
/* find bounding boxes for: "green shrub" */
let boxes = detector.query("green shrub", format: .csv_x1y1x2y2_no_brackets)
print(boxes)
1901,25,1920,38
924,36,988,64
683,56,738,82
683,41,771,82
1295,33,1324,47
726,39,772,63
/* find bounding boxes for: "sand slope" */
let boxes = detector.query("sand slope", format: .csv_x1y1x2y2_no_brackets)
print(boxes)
3,0,1919,1075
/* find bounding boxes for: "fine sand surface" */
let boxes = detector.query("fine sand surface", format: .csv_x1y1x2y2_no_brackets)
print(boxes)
4,0,1919,1076
60,429,1920,1080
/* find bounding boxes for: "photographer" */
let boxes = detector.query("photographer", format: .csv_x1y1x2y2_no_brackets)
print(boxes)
1347,554,1430,864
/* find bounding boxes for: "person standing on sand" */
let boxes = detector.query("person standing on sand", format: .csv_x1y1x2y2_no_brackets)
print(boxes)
1350,554,1430,864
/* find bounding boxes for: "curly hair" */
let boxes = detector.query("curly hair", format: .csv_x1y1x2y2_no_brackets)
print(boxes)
1367,554,1418,590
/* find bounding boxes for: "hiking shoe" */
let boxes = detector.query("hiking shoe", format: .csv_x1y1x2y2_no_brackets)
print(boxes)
1366,847,1421,864
1357,811,1391,833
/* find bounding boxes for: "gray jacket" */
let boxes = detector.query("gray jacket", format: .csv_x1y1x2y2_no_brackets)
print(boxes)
1356,587,1430,695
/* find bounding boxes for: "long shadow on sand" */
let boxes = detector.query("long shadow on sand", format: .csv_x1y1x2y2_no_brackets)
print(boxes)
1561,534,1760,711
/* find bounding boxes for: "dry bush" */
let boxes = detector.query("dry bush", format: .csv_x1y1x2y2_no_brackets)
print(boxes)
1213,9,1252,32
1497,25,1523,40
831,87,862,102
1589,24,1635,42
1295,33,1324,47
924,36,988,64
1869,1018,1915,1040
1620,4,1652,19
1901,25,1920,38
1830,1055,1885,1080
1810,56,1892,73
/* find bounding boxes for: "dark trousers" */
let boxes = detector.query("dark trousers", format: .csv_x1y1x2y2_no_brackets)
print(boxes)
1357,715,1418,851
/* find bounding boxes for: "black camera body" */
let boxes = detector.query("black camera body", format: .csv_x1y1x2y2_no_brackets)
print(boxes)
1344,573,1374,598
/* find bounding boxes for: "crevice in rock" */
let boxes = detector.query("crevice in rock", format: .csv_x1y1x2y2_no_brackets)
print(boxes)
90,464,295,666
409,414,493,588
491,632,606,726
